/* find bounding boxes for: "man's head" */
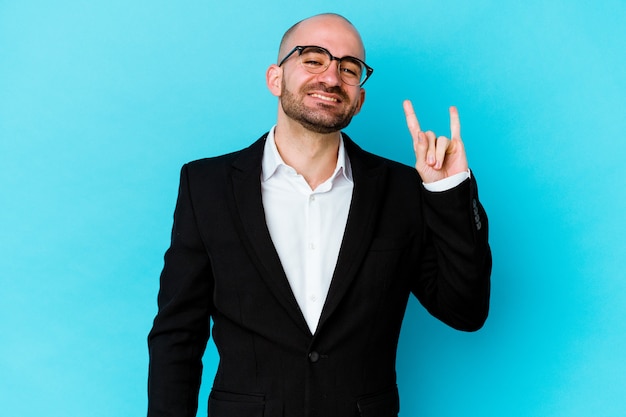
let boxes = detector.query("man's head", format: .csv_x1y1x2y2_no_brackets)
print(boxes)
266,14,370,134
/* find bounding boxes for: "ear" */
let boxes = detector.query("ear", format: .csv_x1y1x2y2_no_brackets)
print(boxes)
352,87,366,116
266,64,282,97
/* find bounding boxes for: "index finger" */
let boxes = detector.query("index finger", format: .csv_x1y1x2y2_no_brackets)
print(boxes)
403,99,422,133
449,106,461,140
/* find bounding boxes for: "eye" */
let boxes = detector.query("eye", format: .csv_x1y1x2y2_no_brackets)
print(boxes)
340,66,358,76
340,60,363,79
302,57,325,67
300,49,329,67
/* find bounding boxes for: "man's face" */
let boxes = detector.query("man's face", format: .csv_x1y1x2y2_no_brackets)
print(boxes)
275,16,366,134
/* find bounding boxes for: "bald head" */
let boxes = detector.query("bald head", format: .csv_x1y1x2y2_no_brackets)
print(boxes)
277,13,366,62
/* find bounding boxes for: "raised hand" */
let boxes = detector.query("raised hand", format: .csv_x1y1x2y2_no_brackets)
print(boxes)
403,100,469,183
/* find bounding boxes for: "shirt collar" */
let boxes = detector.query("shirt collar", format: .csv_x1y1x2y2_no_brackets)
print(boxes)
261,126,353,184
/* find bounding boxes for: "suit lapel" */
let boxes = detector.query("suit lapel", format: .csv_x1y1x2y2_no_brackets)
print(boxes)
228,135,312,336
316,137,388,333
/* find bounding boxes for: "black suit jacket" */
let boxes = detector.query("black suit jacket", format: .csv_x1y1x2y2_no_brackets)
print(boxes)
147,133,491,417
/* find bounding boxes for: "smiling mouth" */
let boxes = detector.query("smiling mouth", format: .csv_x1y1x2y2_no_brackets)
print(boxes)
309,93,339,103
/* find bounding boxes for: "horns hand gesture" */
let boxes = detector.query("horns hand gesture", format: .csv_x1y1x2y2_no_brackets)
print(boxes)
403,100,469,184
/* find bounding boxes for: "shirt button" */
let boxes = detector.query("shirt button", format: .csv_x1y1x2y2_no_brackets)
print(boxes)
309,351,320,363
310,195,316,202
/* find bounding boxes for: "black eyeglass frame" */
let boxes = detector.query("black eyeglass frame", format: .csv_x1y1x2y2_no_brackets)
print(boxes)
278,45,374,87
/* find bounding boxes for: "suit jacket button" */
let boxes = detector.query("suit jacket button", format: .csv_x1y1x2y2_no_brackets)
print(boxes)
309,351,320,363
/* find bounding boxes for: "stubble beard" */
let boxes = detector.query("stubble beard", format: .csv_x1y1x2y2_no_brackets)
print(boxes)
280,80,360,134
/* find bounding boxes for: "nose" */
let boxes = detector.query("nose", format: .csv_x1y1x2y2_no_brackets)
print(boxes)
316,59,343,86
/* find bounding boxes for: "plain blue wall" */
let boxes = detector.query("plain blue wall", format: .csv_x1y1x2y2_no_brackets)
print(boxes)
1,1,625,416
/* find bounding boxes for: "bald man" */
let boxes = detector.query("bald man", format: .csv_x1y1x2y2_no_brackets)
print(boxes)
148,13,491,417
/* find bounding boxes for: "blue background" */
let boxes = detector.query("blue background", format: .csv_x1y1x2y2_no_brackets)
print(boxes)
1,1,625,416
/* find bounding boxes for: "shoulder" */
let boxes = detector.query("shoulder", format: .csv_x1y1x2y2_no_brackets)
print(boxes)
183,133,268,178
342,133,420,182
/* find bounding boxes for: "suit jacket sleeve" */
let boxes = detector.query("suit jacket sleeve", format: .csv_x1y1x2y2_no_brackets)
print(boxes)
147,164,214,417
412,174,492,331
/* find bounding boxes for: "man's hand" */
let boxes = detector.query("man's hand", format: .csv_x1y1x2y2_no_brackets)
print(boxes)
403,100,469,183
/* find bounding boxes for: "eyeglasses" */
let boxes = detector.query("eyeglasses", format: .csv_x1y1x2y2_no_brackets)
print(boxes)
278,45,374,87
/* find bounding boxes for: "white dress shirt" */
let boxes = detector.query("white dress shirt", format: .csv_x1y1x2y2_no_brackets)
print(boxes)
261,127,353,333
260,126,470,334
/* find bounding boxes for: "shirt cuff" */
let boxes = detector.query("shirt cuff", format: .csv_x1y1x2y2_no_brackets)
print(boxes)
423,169,471,192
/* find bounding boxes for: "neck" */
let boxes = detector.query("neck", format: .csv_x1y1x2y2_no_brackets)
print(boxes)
273,117,341,190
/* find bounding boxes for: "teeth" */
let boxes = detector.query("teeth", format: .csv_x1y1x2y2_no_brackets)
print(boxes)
311,93,337,102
